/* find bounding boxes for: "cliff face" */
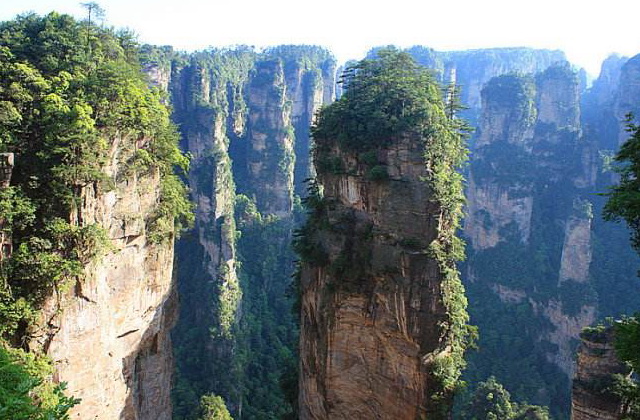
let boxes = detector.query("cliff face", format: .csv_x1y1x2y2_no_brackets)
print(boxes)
166,46,336,417
244,59,295,216
463,63,601,416
27,137,177,420
615,54,640,145
299,139,445,419
572,328,630,420
298,52,470,420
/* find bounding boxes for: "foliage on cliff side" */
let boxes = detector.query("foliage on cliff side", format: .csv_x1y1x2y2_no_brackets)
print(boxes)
312,48,446,151
0,10,191,331
600,118,640,418
0,11,192,414
0,344,79,419
460,376,550,420
302,48,474,415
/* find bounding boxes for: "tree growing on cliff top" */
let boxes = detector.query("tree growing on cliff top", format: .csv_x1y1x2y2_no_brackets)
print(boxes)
313,47,468,152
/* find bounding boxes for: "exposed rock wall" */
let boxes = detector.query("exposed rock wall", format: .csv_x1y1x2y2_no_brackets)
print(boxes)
299,93,468,420
167,46,336,417
615,54,640,145
30,138,177,420
572,328,630,420
245,60,295,216
0,153,15,261
463,62,601,416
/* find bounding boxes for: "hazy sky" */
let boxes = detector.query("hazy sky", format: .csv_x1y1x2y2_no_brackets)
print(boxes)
1,0,639,76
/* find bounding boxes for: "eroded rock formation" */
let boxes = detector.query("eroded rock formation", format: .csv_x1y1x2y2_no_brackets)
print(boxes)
572,327,630,420
30,137,177,420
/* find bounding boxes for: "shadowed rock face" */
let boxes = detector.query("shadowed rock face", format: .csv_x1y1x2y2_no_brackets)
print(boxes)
299,134,461,420
615,54,640,146
163,47,336,417
572,328,630,420
30,137,177,420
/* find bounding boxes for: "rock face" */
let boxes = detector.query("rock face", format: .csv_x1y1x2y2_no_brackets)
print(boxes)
298,53,469,417
299,136,463,419
30,138,177,420
244,59,295,216
164,46,337,417
463,63,603,416
572,327,630,420
615,54,640,145
0,153,15,261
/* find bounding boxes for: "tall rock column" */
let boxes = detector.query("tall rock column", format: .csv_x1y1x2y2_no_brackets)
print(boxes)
245,60,295,216
297,50,471,420
572,327,631,420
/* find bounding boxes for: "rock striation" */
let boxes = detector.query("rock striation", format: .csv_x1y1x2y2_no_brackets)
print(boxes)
298,52,470,419
299,136,467,419
29,136,177,420
572,327,630,420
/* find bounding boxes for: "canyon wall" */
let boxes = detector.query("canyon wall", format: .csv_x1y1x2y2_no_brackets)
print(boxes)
456,52,640,418
157,46,337,418
31,141,177,419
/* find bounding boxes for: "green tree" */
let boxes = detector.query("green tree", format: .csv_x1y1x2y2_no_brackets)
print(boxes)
462,376,550,420
466,376,516,420
198,394,232,420
602,117,640,418
0,345,80,419
604,117,640,252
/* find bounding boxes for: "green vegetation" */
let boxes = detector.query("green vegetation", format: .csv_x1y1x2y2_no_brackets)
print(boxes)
603,117,640,252
313,48,451,151
197,394,232,420
460,376,550,420
0,11,191,414
0,344,80,418
600,118,640,419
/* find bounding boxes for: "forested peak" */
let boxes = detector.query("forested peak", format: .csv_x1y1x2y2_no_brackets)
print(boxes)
312,48,446,151
0,12,140,75
262,45,335,68
481,73,535,107
536,60,578,82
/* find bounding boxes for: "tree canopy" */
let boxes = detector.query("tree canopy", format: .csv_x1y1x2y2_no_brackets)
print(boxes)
312,47,446,151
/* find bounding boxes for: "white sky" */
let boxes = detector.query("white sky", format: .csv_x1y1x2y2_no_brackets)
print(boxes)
1,0,640,77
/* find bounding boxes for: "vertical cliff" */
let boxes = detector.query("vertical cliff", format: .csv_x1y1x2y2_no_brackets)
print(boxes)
32,136,179,420
463,62,601,417
0,153,14,260
297,50,472,420
615,55,640,146
0,13,190,419
572,327,631,420
169,48,255,417
166,46,336,418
